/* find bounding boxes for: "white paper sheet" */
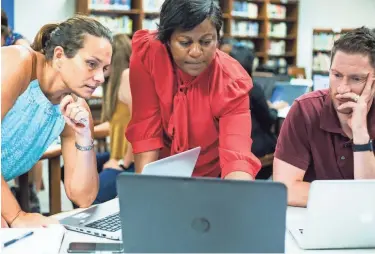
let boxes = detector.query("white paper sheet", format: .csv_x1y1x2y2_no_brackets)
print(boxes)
0,225,66,254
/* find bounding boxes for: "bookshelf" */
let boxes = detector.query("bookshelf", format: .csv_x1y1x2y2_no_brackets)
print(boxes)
221,0,299,67
76,0,299,66
312,28,352,76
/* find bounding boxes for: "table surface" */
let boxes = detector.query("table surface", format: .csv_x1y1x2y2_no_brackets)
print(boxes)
52,206,374,254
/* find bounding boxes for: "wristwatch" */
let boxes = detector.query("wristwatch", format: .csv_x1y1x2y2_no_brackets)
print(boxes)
352,139,374,152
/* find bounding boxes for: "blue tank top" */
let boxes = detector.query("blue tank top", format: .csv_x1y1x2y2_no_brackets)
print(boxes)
1,80,66,181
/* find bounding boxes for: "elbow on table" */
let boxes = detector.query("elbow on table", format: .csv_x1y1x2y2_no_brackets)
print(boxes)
65,180,99,208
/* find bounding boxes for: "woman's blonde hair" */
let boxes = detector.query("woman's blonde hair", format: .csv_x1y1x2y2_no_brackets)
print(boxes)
101,33,132,122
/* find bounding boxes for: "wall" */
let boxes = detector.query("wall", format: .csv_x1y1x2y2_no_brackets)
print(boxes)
2,0,14,29
13,0,75,42
297,0,375,78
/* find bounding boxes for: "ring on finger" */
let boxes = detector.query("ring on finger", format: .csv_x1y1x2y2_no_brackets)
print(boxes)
353,95,360,102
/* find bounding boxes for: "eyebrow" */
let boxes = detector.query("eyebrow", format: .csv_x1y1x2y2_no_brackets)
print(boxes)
91,56,111,67
178,33,214,40
91,56,103,63
331,69,368,77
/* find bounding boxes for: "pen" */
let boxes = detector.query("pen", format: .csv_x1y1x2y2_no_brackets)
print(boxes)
4,231,34,248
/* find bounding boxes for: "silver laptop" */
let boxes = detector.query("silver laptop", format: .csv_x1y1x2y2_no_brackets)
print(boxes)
59,147,201,240
142,147,200,177
288,180,375,249
116,174,287,253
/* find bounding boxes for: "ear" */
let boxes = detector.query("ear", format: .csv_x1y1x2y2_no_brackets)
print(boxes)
53,46,65,69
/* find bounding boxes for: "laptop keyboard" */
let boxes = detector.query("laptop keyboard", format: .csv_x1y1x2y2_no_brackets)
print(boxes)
85,213,121,232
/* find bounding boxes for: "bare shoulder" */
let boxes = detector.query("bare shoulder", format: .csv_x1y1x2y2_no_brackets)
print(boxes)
1,45,35,89
1,46,36,120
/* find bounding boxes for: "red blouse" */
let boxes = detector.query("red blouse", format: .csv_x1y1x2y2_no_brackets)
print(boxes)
126,30,261,178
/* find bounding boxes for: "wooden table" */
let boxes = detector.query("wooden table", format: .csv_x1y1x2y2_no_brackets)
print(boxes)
19,144,62,215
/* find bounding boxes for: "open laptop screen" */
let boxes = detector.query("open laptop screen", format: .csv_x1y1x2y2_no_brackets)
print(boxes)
270,83,309,105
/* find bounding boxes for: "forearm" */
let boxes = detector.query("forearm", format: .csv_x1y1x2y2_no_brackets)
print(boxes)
225,171,254,180
93,121,110,139
134,149,159,174
1,176,23,225
353,130,375,179
123,142,134,167
354,152,375,179
287,181,311,207
65,133,99,207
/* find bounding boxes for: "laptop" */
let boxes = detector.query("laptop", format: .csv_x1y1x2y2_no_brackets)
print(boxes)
116,174,287,253
270,82,309,105
142,147,200,177
59,147,201,240
288,180,375,249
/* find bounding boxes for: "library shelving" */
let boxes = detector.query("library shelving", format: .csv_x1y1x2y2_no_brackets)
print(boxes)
311,28,352,76
221,0,299,66
76,0,299,66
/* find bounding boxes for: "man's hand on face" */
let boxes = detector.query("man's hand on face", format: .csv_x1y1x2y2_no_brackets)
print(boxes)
336,72,375,143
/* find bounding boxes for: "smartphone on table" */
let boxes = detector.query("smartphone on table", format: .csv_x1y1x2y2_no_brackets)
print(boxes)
67,242,123,253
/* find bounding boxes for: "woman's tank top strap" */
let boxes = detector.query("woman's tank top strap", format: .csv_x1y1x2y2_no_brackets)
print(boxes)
1,80,65,181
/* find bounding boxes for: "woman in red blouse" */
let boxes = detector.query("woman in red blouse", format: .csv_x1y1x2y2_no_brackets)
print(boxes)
126,0,261,180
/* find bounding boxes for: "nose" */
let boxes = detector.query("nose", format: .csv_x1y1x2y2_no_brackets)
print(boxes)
336,77,351,94
188,43,203,58
93,69,105,84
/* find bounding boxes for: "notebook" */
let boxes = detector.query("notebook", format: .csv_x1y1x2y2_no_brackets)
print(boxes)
0,225,66,254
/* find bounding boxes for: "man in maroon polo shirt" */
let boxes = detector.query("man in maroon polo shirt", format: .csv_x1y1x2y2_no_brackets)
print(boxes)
273,27,375,207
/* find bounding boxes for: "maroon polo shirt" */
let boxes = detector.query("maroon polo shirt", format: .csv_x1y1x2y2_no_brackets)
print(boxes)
275,89,375,182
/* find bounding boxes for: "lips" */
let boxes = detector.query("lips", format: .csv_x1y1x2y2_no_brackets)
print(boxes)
185,62,204,70
85,85,97,92
186,62,203,65
337,98,354,104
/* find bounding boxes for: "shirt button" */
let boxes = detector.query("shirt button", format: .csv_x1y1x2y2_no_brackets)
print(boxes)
341,156,346,160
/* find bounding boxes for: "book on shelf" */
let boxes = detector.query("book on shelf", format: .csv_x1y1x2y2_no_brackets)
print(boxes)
267,4,286,19
89,0,131,11
232,21,259,37
268,22,287,37
143,17,160,30
267,40,286,55
91,15,133,34
312,52,330,72
313,32,346,51
232,1,258,18
143,0,163,12
313,33,334,51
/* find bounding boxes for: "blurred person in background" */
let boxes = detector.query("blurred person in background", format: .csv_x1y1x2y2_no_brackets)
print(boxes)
229,43,288,179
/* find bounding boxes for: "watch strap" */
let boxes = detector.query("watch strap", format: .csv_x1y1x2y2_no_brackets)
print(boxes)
352,139,374,152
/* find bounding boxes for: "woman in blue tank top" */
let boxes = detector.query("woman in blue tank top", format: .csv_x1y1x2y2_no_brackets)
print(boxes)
1,15,113,228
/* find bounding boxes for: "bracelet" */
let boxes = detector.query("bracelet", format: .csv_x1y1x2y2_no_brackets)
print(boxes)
9,210,23,226
75,139,94,151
